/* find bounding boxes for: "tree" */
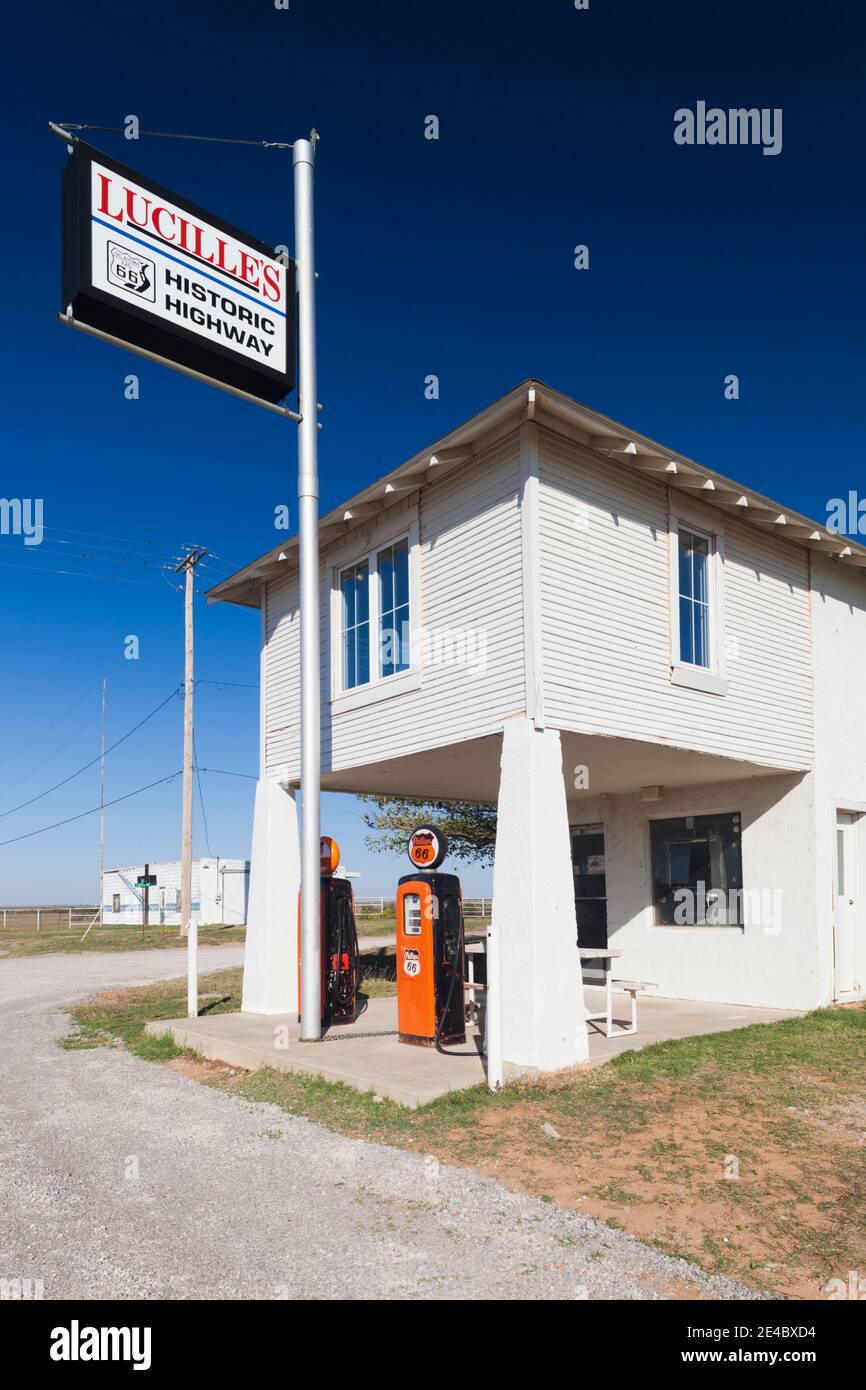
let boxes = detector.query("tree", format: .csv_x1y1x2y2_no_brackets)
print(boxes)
358,795,496,865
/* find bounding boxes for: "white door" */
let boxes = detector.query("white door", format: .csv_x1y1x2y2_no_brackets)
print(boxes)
835,812,863,1000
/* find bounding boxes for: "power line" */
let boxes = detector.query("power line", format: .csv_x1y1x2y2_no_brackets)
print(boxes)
0,705,100,797
197,767,258,780
0,681,95,771
0,686,181,822
40,542,176,567
55,122,295,149
196,680,259,690
0,772,182,850
41,524,185,552
1,542,176,571
193,734,212,859
0,556,172,588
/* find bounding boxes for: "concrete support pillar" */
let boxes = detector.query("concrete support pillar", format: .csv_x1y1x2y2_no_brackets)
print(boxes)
492,717,587,1074
241,778,300,1016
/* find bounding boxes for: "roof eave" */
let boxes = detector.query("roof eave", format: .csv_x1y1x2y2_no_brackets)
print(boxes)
208,379,866,609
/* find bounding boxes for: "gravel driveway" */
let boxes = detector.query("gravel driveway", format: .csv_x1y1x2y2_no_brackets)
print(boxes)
0,947,757,1300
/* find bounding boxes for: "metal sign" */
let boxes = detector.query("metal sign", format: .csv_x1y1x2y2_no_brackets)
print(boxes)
135,875,157,888
61,140,294,404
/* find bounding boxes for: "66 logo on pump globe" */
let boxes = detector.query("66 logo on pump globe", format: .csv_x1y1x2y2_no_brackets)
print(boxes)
407,826,448,870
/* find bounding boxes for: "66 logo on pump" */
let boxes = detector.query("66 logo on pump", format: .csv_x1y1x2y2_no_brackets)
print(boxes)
402,947,421,978
407,826,448,869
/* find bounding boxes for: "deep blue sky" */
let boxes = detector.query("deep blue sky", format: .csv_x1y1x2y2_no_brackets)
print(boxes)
1,0,863,902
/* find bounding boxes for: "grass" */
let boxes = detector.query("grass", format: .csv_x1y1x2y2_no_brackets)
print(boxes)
1,921,245,958
65,964,866,1299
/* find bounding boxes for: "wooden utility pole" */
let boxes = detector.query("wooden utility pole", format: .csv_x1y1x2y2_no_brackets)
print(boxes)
175,547,207,936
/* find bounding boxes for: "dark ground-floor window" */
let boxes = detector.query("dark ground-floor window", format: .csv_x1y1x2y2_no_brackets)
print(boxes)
650,811,743,925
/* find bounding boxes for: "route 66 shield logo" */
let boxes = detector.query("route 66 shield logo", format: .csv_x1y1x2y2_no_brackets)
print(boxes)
402,947,421,978
107,242,155,301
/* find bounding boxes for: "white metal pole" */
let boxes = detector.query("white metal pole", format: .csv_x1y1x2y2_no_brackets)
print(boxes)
180,559,195,937
485,914,503,1089
294,134,322,1041
98,677,106,926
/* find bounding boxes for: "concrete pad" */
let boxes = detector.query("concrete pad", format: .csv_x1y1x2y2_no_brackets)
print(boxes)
146,997,488,1108
582,987,803,1066
147,990,803,1108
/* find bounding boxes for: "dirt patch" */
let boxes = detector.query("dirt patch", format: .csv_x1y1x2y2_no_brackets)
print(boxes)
420,1084,866,1300
164,1055,248,1086
90,988,140,1007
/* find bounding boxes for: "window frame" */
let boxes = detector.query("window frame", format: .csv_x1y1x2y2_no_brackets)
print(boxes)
329,516,421,711
668,508,728,696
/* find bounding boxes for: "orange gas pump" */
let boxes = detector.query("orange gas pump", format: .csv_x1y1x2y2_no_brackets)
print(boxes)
298,835,360,1028
396,827,466,1049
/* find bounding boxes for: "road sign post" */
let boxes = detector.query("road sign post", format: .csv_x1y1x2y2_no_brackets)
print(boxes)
52,121,320,1031
294,136,322,1042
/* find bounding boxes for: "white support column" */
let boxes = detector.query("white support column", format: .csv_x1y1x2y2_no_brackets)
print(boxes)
491,716,587,1075
241,778,300,1016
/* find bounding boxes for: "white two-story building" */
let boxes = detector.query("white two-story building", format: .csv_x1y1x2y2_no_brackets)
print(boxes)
210,380,866,1077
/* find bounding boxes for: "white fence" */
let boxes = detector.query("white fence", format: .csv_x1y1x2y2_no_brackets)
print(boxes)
0,907,98,931
354,896,490,918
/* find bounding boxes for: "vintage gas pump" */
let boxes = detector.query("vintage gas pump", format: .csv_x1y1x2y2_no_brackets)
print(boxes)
298,835,360,1029
395,827,466,1049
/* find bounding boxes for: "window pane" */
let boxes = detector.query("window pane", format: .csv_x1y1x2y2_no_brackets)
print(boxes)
341,569,356,628
393,539,409,608
377,540,410,678
395,605,410,670
693,600,708,667
692,537,708,604
651,813,743,925
356,621,370,686
341,561,370,689
378,545,394,613
380,621,396,679
343,627,356,689
679,596,694,664
678,533,693,598
355,561,369,624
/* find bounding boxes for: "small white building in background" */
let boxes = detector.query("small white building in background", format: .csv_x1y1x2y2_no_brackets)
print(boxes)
102,858,249,926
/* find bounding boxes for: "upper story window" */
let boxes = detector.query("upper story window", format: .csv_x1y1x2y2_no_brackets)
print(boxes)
678,527,710,668
338,535,411,692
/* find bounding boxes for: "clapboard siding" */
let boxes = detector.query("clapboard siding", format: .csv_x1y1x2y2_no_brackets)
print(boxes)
538,427,814,768
264,434,525,776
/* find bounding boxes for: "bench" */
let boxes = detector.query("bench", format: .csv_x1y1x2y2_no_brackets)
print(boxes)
609,979,657,1036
